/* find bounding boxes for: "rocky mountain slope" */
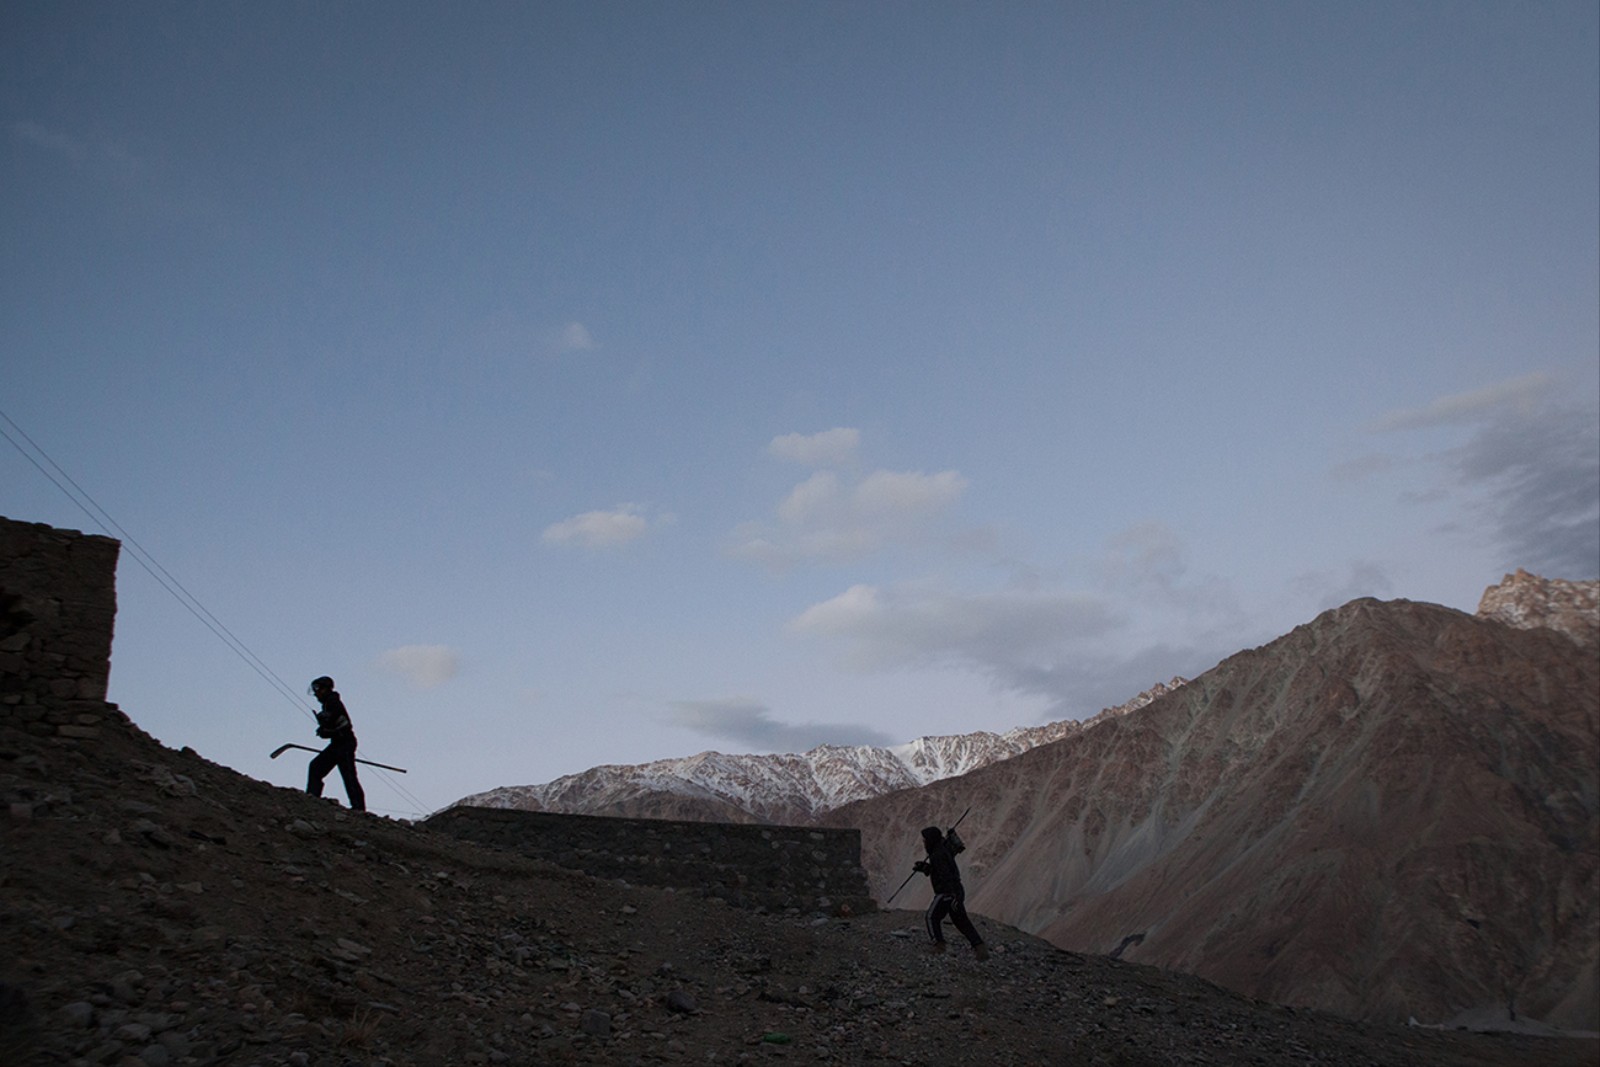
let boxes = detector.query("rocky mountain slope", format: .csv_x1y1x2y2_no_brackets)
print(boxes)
1477,569,1599,647
825,583,1600,1033
450,680,1186,824
5,686,1597,1066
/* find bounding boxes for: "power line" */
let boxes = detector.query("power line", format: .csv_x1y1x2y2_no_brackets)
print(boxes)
0,407,434,817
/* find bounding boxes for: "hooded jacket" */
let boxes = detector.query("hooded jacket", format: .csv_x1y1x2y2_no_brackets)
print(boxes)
916,827,966,895
313,689,355,741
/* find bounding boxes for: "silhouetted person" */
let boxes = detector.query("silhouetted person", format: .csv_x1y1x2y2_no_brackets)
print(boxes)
915,825,988,960
306,675,365,812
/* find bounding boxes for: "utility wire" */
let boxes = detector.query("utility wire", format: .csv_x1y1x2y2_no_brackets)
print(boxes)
0,407,434,818
0,410,311,717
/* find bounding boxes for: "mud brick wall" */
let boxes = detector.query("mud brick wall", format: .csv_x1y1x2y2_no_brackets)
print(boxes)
0,516,123,742
425,806,877,917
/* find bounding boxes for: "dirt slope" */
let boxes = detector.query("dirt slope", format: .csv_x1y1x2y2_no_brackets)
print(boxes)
4,694,1595,1065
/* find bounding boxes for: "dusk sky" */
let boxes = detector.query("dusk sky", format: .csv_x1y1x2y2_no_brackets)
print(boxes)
5,2,1597,817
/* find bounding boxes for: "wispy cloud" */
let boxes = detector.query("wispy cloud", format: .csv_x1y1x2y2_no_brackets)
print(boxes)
1373,372,1599,578
731,432,968,567
375,645,460,689
558,321,597,353
1449,404,1600,578
543,504,650,549
1292,562,1395,612
668,697,894,752
768,428,860,467
1369,372,1555,432
10,120,141,173
788,525,1246,718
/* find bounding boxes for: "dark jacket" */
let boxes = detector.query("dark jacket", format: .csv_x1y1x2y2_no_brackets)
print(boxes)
314,690,355,741
915,828,966,895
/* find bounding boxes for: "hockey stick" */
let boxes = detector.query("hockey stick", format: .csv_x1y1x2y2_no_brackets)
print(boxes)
268,743,408,773
885,869,919,906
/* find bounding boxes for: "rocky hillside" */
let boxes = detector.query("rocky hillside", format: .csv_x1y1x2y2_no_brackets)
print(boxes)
5,689,1597,1066
825,587,1600,1033
1477,570,1599,647
449,680,1186,824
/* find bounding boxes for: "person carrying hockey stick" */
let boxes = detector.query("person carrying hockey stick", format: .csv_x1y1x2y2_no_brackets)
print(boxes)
915,824,988,960
306,675,365,812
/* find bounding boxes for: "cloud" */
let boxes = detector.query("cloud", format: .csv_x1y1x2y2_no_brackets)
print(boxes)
11,120,140,171
1369,372,1555,432
375,645,460,689
1449,404,1600,578
1293,562,1395,612
856,469,967,516
788,526,1250,717
1373,372,1599,579
769,428,860,467
790,584,1118,672
559,321,597,352
12,121,91,161
668,697,894,752
730,467,969,567
543,505,650,549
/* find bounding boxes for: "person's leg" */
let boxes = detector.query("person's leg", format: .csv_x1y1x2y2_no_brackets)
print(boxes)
337,755,366,812
336,746,365,811
306,746,336,796
949,896,984,949
925,894,952,945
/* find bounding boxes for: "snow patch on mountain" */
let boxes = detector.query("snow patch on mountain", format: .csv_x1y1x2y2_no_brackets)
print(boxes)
448,678,1188,823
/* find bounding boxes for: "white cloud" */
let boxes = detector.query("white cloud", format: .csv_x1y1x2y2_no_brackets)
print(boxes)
1369,372,1555,432
788,527,1253,717
559,321,597,352
730,467,969,567
855,469,966,517
668,697,894,752
777,471,843,525
375,645,460,689
768,428,860,467
543,505,649,549
790,583,1118,673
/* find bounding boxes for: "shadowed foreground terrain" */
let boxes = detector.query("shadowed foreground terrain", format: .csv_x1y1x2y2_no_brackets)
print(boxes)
2,706,1596,1066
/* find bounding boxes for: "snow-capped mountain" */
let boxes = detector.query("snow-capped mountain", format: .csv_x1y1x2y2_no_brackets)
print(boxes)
447,679,1187,824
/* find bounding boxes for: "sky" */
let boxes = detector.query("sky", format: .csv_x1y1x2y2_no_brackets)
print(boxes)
4,1,1597,818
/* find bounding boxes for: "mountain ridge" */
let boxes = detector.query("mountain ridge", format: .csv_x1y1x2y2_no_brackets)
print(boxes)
449,679,1188,823
824,584,1600,1030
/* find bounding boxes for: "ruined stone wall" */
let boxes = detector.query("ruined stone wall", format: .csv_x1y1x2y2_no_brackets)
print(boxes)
0,516,123,742
425,806,877,918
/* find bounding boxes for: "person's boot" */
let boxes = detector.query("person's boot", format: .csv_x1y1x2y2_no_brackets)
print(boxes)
930,941,947,954
974,942,990,961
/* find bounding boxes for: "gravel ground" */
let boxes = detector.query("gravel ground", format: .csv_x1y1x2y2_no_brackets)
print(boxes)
3,711,1594,1067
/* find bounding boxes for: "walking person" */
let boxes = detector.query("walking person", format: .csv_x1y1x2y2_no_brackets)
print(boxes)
915,825,989,960
306,675,365,812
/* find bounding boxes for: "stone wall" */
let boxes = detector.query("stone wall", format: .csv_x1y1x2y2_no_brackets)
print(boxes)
0,516,123,742
425,806,877,918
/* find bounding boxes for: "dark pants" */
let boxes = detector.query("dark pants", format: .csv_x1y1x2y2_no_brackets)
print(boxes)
926,887,983,947
307,733,365,811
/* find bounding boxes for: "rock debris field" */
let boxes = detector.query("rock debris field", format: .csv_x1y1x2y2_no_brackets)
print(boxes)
3,711,1595,1067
